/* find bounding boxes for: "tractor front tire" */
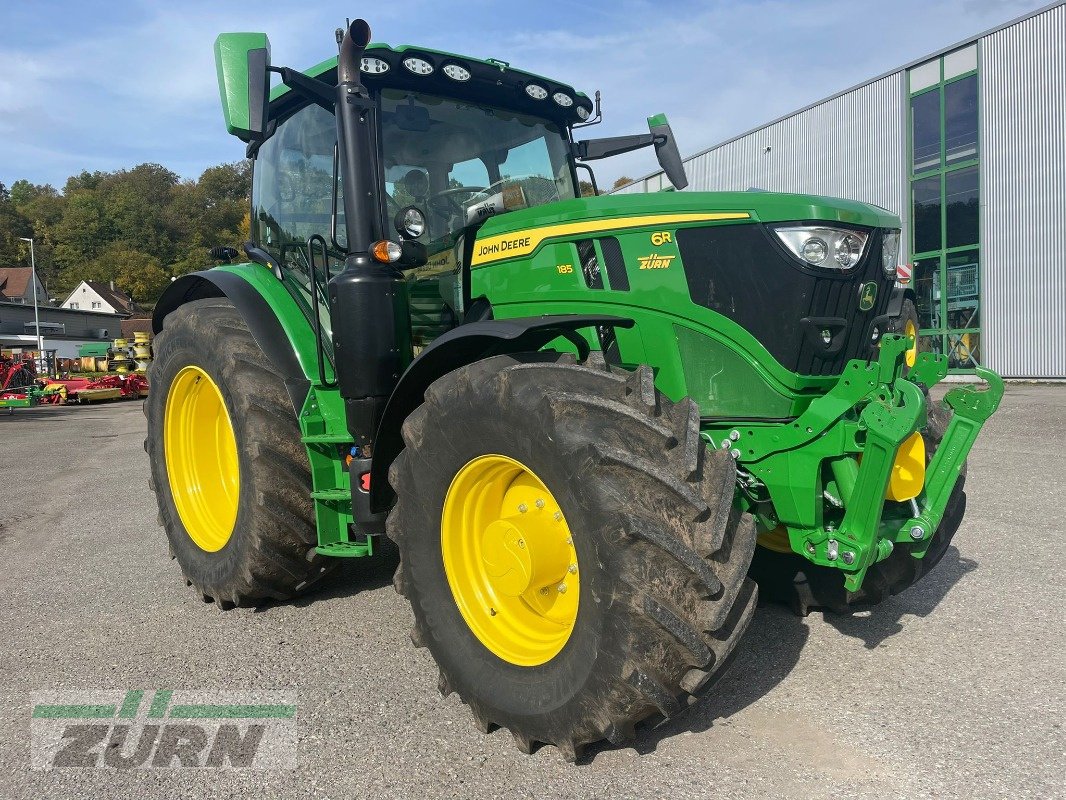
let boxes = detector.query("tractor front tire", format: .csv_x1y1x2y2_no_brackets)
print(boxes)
146,298,332,608
887,297,920,370
387,354,758,759
749,397,966,615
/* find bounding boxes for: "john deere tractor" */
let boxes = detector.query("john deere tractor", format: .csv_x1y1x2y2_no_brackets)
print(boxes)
146,19,1002,759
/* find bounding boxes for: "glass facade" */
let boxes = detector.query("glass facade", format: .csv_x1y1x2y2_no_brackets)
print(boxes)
908,44,981,371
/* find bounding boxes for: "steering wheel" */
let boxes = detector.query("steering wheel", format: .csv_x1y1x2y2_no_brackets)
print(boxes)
427,186,487,217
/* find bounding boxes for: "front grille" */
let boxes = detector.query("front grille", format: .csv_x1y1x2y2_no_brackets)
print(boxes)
676,223,893,376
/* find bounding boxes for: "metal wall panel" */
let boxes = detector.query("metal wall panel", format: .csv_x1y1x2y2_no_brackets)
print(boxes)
980,5,1066,378
614,74,910,252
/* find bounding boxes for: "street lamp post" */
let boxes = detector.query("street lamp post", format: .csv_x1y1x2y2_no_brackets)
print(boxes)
18,237,45,374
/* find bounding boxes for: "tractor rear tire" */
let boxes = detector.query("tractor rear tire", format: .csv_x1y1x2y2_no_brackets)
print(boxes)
387,353,758,760
749,396,966,615
146,298,333,608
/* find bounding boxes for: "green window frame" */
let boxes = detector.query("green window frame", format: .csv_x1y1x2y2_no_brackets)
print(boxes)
907,45,981,373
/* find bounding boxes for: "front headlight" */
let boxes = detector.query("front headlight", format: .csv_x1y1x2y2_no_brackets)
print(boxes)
881,230,900,279
773,225,869,270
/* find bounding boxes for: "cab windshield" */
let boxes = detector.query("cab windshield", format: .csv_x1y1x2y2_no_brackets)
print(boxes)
250,88,577,349
380,89,577,272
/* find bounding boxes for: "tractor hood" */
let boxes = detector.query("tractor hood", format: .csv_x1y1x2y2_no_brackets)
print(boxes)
469,190,900,271
473,190,900,245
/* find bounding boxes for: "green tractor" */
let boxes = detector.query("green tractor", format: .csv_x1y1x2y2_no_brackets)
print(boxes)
146,19,1002,759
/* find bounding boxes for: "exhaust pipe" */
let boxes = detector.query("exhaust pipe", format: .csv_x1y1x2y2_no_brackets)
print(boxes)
328,18,412,533
335,19,375,253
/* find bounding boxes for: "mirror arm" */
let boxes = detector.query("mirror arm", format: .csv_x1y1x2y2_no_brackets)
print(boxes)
572,133,655,161
244,118,277,158
270,66,336,112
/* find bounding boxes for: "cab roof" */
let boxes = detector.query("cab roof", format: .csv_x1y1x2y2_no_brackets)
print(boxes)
268,43,594,126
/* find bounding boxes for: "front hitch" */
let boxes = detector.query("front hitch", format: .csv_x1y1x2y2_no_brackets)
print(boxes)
708,334,1004,594
897,365,1003,559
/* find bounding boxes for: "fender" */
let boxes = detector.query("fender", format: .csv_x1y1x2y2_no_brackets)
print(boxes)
368,314,634,512
153,267,317,414
886,284,915,318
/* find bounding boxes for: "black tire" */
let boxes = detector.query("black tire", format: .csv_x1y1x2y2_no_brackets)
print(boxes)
749,396,966,615
387,353,758,760
146,298,333,608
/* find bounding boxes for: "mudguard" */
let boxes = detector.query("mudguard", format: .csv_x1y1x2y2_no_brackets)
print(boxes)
886,285,915,318
153,267,316,414
368,314,634,512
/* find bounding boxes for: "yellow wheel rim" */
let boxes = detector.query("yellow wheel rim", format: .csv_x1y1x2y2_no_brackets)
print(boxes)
757,525,793,554
904,318,918,368
164,365,240,552
441,455,579,667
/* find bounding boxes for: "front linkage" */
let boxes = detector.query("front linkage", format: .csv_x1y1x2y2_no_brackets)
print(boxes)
706,334,1003,593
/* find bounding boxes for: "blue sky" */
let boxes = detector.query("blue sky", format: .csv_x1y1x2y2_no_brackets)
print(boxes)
0,0,1049,190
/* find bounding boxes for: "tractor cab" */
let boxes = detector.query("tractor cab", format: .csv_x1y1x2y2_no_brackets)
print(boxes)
247,46,587,350
237,34,684,351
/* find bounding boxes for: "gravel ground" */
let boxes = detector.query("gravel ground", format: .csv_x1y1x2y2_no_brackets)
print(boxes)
0,385,1062,799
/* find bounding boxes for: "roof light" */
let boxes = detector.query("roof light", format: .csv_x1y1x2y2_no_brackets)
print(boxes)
576,106,590,121
403,57,433,76
360,57,389,74
442,63,471,82
525,83,548,100
552,92,573,107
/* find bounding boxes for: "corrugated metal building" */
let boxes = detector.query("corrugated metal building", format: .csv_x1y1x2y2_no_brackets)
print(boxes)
615,2,1066,378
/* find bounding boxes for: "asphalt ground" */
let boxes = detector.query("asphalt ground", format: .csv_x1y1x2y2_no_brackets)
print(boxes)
0,385,1062,799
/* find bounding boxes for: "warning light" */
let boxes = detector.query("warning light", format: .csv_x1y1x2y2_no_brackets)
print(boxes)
359,472,371,492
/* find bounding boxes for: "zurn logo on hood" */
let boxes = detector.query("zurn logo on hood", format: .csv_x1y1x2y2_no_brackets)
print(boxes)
30,689,296,770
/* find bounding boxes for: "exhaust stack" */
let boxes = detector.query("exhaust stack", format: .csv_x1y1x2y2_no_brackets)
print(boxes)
327,18,413,533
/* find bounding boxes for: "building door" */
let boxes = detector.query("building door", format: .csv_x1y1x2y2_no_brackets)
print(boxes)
908,45,981,372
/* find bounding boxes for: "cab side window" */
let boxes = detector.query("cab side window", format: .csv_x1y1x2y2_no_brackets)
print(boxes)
251,103,342,275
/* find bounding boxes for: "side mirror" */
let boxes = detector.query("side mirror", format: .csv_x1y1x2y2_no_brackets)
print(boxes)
647,114,688,190
573,112,688,190
214,32,271,142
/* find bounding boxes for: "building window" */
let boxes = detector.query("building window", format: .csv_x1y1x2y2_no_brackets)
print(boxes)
907,43,980,372
91,301,101,309
945,166,979,248
911,90,940,173
944,74,978,164
69,302,79,309
912,175,941,254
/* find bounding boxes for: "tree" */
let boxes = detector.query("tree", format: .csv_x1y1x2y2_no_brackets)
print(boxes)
83,243,170,304
1,157,250,300
9,179,58,208
97,164,180,262
611,176,635,190
0,181,32,267
53,192,111,285
578,180,598,197
10,184,63,292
